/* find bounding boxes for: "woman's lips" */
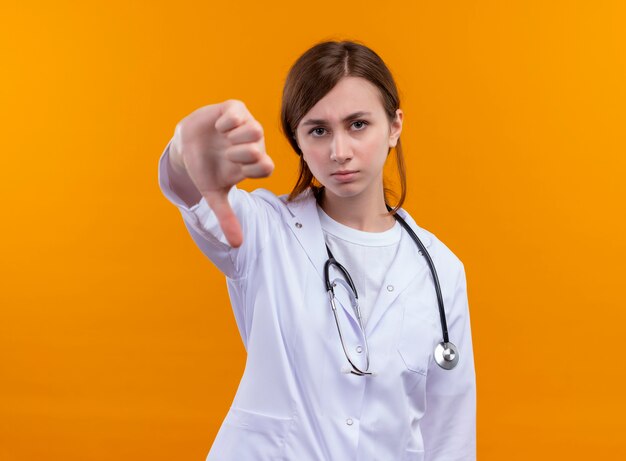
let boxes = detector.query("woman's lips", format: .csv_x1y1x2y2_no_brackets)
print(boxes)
331,171,358,182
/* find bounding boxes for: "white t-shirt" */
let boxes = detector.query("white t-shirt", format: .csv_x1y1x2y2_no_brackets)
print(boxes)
316,204,402,327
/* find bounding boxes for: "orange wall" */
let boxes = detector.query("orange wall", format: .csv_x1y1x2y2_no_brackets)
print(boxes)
1,1,625,459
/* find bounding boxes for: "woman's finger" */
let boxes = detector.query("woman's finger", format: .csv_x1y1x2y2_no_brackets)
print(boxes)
203,188,244,248
226,119,264,144
225,143,264,164
214,100,250,134
240,157,274,178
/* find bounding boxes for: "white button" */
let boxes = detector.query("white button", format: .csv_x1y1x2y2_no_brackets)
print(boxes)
356,345,363,353
346,418,353,426
386,285,394,292
295,222,302,228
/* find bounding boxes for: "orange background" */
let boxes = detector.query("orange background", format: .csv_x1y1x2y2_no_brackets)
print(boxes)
2,1,625,459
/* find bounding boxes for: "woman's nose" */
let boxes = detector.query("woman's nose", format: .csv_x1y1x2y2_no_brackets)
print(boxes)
330,133,352,163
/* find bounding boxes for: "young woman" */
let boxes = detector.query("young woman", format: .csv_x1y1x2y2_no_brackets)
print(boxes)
158,40,476,461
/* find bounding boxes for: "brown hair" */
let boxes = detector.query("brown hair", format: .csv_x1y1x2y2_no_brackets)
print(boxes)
280,39,406,214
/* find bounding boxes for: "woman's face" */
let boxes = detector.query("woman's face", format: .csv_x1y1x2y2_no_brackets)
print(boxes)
294,76,403,202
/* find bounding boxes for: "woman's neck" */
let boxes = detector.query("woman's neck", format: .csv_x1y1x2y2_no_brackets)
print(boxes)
317,187,395,232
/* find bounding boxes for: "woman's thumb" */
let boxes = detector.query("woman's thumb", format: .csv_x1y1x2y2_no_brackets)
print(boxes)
203,189,243,248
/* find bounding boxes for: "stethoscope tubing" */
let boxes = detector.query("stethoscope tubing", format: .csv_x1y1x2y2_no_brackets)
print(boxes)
391,212,450,345
324,257,373,375
322,205,458,372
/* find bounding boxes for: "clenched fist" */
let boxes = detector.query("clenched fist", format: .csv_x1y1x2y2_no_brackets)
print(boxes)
168,100,275,248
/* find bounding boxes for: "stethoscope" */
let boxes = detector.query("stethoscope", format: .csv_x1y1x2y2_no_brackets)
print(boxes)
323,206,459,376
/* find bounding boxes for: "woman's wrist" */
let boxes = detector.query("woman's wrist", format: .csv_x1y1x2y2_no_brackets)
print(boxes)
167,140,188,176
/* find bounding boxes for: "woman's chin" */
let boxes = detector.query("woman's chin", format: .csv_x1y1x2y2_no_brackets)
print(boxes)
322,184,365,200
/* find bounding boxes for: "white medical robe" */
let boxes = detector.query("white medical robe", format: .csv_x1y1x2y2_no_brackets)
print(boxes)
158,141,477,461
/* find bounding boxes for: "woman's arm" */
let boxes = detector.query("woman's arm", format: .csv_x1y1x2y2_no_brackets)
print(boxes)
157,100,276,279
420,262,477,461
165,100,274,248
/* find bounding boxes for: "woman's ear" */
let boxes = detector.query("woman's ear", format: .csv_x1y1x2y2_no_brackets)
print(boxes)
388,109,404,148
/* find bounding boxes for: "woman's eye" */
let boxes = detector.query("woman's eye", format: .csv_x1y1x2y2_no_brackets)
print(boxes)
308,121,368,137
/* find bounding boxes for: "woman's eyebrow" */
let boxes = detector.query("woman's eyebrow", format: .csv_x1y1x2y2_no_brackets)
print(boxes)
301,111,372,126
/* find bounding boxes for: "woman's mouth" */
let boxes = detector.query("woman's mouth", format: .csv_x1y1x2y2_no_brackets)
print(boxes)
331,170,359,182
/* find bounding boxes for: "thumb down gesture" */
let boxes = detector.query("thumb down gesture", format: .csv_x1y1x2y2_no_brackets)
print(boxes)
169,100,275,248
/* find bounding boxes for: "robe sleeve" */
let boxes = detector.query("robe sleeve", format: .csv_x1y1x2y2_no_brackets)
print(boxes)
157,138,275,281
421,261,477,461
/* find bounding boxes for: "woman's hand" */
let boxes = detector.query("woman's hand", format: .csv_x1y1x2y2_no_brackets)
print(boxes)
169,100,274,248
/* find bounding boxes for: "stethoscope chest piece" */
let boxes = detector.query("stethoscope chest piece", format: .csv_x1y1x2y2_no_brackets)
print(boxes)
434,341,459,370
323,206,462,374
